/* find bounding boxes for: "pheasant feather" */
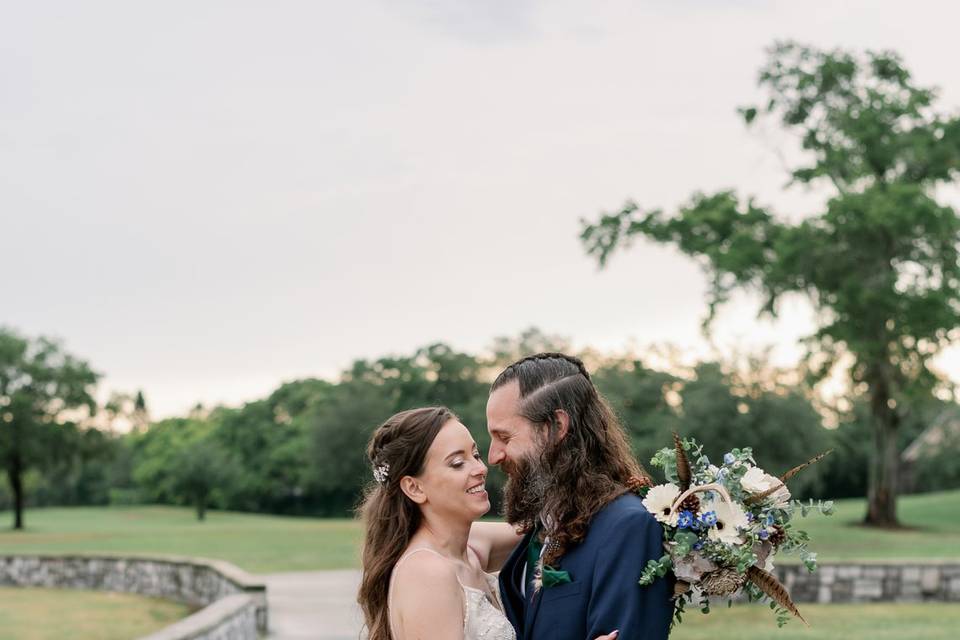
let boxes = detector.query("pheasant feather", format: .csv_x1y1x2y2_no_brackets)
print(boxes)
746,565,808,626
780,449,833,483
673,432,692,491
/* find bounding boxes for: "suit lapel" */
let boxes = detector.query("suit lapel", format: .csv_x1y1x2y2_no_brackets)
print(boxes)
523,529,549,638
524,578,544,637
499,531,531,638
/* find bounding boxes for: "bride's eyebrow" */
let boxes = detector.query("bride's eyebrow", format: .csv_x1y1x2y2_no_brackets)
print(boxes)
444,449,466,461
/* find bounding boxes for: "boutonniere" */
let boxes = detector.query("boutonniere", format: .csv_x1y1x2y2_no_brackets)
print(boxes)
538,564,572,589
530,526,573,592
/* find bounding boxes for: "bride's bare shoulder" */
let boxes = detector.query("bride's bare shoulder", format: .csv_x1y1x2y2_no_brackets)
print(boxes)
391,549,465,638
392,548,459,592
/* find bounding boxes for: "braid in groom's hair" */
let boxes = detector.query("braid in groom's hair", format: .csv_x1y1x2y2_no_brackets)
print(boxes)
491,352,652,564
506,352,591,382
491,352,591,399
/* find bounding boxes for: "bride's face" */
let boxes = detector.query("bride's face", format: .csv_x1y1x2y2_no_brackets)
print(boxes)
407,419,490,520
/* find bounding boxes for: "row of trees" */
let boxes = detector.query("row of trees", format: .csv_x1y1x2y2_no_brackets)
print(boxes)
4,326,958,527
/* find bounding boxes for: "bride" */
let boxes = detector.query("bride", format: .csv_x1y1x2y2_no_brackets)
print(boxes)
357,407,619,640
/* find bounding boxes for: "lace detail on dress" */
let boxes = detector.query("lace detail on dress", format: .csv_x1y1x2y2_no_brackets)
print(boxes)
389,548,516,640
462,572,516,640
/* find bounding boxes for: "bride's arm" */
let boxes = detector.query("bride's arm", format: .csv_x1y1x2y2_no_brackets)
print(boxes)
467,521,524,572
391,554,465,640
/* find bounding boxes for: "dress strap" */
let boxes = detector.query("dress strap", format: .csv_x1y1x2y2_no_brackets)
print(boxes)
397,546,447,566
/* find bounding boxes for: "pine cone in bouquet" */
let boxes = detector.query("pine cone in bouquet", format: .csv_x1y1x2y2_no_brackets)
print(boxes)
768,524,787,547
676,492,701,515
700,567,748,597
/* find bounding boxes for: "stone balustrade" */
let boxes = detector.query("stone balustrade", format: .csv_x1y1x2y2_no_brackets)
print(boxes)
777,561,960,603
0,554,267,639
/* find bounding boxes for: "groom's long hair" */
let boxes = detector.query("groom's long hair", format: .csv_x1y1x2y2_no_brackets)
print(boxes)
356,406,452,640
492,353,651,566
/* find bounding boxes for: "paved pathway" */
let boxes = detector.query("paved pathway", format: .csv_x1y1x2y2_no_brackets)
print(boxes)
261,570,364,639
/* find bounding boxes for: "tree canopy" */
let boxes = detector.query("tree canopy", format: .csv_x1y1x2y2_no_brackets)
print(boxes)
582,42,960,525
0,328,99,528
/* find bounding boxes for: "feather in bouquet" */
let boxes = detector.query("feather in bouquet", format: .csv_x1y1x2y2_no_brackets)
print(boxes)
638,433,834,628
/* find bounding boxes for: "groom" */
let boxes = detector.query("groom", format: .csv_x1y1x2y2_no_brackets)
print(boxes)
486,353,672,640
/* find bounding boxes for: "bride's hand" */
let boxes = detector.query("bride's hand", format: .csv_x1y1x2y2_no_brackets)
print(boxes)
594,631,619,640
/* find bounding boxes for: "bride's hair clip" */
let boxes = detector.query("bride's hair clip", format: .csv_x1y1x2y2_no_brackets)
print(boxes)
373,462,390,485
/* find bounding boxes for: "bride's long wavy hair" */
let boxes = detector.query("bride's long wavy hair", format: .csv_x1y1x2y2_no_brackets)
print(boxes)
492,353,652,566
356,406,455,640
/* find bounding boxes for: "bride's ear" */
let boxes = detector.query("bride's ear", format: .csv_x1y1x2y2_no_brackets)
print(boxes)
400,476,427,504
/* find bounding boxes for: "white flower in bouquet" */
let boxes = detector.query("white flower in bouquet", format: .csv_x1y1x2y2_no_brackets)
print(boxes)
740,466,774,493
642,483,680,526
740,466,791,508
706,499,749,544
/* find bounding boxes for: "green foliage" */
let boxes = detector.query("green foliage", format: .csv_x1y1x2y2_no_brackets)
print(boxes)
639,553,674,586
302,376,395,514
592,358,680,464
0,327,99,528
1,323,842,520
25,424,120,507
911,419,960,493
582,42,960,525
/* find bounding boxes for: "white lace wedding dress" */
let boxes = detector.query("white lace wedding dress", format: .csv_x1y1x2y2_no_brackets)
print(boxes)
389,548,517,640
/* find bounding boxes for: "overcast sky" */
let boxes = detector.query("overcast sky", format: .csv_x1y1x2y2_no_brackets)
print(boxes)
4,1,960,418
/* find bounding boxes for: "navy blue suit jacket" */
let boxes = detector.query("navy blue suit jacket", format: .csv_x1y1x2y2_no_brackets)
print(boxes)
498,493,672,640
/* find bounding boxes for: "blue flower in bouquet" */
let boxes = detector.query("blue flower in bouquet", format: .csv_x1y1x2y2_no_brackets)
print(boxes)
677,510,696,529
693,540,704,551
765,512,776,526
759,528,770,540
723,452,735,465
699,510,718,528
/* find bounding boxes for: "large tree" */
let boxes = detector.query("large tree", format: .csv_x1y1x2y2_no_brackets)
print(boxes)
581,42,960,526
0,328,99,529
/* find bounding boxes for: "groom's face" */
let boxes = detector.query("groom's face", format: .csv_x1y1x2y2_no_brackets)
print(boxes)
486,380,542,475
487,380,550,523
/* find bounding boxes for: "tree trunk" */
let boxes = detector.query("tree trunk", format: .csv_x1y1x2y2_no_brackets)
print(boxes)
8,455,24,530
865,368,900,527
196,494,206,521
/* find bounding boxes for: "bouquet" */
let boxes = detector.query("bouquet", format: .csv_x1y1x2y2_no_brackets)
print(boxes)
638,434,833,628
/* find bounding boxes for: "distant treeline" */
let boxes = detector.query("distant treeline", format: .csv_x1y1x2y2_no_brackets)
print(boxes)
2,329,958,519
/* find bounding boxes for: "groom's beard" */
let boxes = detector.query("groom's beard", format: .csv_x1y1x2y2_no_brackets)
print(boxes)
501,453,551,527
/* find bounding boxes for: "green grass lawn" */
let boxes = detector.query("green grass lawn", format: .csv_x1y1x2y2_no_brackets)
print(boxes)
670,603,960,640
0,587,191,640
0,490,957,573
780,489,960,562
0,505,362,573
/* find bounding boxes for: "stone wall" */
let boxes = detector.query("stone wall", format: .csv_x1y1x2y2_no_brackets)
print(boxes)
0,554,267,639
140,594,260,640
778,562,960,603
